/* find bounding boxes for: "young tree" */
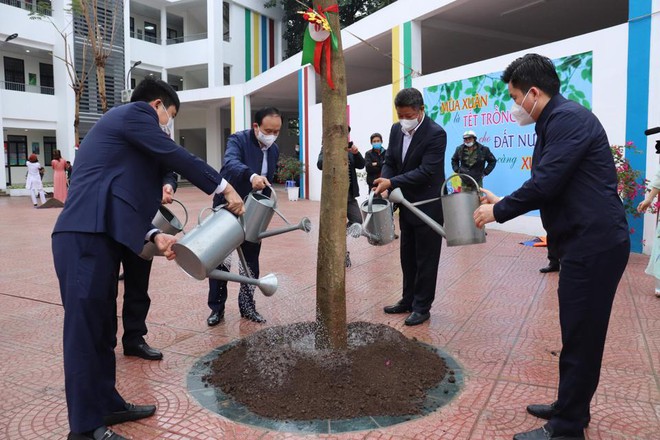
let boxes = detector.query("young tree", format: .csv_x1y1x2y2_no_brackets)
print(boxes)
313,0,349,350
73,0,122,113
265,0,398,58
30,3,94,146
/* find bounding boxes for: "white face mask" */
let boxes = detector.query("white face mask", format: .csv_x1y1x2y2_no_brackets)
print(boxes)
464,141,475,147
399,117,419,133
511,89,538,126
255,128,277,148
159,105,173,135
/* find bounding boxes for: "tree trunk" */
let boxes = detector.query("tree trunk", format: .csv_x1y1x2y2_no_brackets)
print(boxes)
74,87,82,147
96,62,107,113
315,1,349,350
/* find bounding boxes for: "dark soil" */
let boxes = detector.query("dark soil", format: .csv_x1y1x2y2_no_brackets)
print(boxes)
203,321,447,420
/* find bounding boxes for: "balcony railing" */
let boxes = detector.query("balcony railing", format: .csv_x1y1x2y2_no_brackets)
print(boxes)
1,80,54,95
130,30,159,44
0,0,52,16
166,32,207,45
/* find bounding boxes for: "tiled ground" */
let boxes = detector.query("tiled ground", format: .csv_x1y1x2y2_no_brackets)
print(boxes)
1,186,659,440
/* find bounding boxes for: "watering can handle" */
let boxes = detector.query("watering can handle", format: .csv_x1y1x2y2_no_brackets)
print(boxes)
170,199,189,230
198,206,222,225
267,184,278,208
367,190,376,214
441,173,480,195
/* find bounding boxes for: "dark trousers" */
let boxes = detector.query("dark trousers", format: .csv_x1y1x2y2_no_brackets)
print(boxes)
119,248,153,347
208,240,262,314
399,219,442,313
548,239,630,435
548,247,560,266
347,197,362,226
52,232,126,433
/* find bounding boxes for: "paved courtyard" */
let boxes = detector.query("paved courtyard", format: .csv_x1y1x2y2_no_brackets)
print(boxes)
0,186,658,439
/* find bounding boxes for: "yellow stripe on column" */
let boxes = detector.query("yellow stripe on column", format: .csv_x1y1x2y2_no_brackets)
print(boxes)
230,96,236,133
253,11,260,76
391,25,401,122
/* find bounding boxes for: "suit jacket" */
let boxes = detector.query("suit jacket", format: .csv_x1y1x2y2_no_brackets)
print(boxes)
381,116,447,226
493,95,629,258
214,129,279,206
53,102,223,254
316,148,365,198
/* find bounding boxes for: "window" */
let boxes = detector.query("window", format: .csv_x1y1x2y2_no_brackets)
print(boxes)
4,56,25,91
7,135,27,166
167,28,178,43
130,17,135,38
223,65,231,86
223,2,230,42
144,22,158,44
44,136,57,163
39,63,54,95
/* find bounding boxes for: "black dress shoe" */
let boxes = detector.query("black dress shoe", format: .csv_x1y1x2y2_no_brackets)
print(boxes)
513,426,584,440
103,402,156,426
383,301,413,314
527,402,590,426
240,309,266,323
207,311,224,326
124,343,163,360
404,311,430,326
68,426,128,439
539,264,560,273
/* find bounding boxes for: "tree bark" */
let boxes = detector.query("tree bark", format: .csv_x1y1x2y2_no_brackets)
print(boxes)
315,0,349,350
96,62,107,113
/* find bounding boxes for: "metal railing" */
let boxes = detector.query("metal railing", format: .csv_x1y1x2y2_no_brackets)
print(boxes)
1,80,54,95
129,30,159,45
0,0,51,16
166,32,207,45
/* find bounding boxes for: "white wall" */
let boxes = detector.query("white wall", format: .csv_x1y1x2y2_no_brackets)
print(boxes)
307,24,629,239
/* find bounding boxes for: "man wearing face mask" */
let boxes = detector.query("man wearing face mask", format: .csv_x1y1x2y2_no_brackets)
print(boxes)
474,54,629,440
373,88,447,326
365,132,386,191
206,107,282,325
451,130,497,190
52,77,245,440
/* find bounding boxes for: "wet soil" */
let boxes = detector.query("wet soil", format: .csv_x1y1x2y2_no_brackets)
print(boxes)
203,321,448,420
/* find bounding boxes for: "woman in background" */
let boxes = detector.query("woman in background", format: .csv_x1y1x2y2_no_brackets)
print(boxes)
51,149,68,202
26,154,46,207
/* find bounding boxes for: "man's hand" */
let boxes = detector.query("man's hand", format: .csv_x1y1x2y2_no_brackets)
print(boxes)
348,144,359,155
154,233,177,260
372,177,391,195
223,183,245,215
251,175,270,191
162,184,174,204
473,204,496,228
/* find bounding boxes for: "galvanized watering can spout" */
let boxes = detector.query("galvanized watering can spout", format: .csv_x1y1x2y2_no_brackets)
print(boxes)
389,188,447,238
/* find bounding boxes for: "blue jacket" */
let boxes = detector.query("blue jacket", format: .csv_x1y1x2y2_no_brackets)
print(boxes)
214,129,280,206
53,102,223,254
494,95,629,258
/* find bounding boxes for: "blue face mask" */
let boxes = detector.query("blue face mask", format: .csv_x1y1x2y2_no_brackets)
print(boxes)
372,143,382,150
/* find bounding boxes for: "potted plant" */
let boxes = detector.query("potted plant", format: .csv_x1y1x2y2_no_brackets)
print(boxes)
276,156,303,201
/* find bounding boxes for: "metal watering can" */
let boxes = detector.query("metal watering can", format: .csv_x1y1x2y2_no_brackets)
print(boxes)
242,187,312,243
357,191,395,246
172,206,278,296
139,199,189,260
389,173,486,247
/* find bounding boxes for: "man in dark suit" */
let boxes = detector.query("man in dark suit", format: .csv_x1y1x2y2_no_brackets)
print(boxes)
206,107,281,326
52,78,244,440
373,87,447,326
474,54,629,440
119,173,178,361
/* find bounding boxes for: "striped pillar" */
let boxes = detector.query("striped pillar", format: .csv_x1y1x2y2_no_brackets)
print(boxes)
625,0,652,252
298,65,316,199
391,21,418,121
244,8,276,81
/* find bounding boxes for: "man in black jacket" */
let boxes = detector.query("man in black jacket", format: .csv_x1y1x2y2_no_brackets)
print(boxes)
474,54,629,440
365,132,386,190
373,88,446,326
317,127,365,267
451,130,497,190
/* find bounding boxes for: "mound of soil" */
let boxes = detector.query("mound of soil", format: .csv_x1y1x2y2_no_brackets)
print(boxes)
203,321,447,420
37,198,64,209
